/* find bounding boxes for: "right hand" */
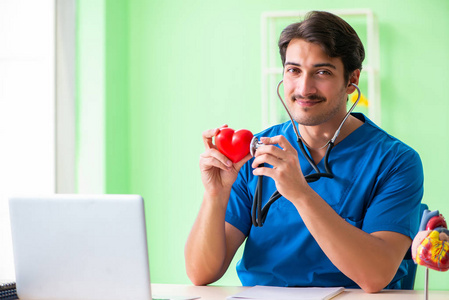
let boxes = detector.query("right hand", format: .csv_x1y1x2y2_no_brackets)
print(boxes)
200,126,251,196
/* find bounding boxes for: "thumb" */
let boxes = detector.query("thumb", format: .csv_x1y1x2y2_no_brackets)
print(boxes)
234,153,252,171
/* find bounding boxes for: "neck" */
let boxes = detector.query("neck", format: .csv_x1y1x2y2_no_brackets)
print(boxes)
298,124,335,150
298,114,363,161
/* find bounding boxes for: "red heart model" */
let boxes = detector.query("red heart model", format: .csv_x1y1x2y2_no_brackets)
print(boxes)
215,127,253,163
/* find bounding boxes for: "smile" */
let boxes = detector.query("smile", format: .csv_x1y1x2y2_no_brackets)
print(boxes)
294,98,325,107
292,94,327,106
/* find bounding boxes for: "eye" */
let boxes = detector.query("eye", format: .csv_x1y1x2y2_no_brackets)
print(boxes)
285,67,300,75
317,70,332,76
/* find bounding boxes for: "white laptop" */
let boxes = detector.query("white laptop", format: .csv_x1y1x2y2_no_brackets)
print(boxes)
9,194,153,300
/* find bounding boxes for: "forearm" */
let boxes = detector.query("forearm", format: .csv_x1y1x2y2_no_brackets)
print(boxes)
292,188,410,293
185,191,230,285
188,128,250,285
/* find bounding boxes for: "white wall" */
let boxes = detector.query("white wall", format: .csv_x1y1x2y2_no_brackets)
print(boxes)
0,0,55,279
76,0,106,194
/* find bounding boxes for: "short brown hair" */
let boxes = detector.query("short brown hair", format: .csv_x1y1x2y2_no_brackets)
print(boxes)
278,11,365,82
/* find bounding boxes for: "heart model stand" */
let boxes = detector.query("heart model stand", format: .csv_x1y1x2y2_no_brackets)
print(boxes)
412,209,449,300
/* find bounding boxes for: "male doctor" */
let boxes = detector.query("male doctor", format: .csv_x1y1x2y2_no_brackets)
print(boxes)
185,11,423,293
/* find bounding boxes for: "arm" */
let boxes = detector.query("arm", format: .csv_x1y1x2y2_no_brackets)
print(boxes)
290,191,411,293
252,135,417,293
185,127,249,286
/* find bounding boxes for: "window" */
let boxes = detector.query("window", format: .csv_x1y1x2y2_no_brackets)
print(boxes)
0,0,55,279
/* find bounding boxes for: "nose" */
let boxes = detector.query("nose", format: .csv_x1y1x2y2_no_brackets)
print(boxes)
295,74,317,97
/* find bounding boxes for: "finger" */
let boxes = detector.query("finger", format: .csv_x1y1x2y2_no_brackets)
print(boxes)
252,153,284,169
440,232,449,242
260,135,296,152
202,128,220,148
234,153,252,170
200,156,231,171
253,144,285,160
252,165,277,178
200,148,233,168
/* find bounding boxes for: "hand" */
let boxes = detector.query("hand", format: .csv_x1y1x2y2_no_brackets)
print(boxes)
251,135,308,201
200,126,251,197
412,229,449,272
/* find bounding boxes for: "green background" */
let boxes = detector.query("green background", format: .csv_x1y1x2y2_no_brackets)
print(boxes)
77,0,449,290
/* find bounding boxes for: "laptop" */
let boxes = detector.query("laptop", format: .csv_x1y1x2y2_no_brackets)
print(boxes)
9,194,153,300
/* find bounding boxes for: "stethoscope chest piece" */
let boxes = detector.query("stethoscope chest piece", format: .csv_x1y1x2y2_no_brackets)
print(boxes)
250,136,265,157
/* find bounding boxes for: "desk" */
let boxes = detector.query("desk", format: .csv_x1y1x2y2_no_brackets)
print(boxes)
151,284,449,299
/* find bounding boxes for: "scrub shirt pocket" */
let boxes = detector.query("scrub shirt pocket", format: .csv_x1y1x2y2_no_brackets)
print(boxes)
342,215,363,229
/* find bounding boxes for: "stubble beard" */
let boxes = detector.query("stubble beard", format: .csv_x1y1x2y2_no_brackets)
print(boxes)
288,86,348,127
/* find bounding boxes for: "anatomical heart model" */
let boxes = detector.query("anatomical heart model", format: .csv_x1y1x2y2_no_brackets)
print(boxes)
412,208,448,299
412,209,449,272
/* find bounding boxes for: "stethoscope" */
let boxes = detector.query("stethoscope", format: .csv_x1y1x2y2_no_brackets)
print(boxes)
249,80,361,227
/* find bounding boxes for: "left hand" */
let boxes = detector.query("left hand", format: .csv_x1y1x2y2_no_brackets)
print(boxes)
251,135,309,201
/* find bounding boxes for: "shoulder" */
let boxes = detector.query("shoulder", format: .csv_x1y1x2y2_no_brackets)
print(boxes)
357,116,423,190
359,114,420,161
346,114,423,185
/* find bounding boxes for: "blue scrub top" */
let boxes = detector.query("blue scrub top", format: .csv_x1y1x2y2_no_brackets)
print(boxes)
225,113,424,288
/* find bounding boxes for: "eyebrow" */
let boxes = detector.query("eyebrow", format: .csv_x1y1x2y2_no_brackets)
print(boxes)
285,62,337,69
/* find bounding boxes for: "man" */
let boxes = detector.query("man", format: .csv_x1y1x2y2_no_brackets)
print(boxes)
185,11,423,293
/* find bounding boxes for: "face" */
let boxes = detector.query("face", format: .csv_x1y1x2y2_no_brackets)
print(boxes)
282,38,357,126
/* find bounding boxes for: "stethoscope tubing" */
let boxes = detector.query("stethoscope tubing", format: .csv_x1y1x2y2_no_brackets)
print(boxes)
251,81,361,227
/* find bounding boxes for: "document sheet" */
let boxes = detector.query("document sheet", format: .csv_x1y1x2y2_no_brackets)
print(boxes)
227,286,344,300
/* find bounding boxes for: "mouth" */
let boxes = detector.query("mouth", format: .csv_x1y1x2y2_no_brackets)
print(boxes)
296,99,324,106
293,95,326,107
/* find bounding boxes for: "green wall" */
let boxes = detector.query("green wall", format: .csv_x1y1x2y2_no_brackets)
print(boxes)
105,0,130,194
79,0,449,290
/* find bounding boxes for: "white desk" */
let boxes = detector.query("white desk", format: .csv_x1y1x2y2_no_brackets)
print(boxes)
151,284,449,300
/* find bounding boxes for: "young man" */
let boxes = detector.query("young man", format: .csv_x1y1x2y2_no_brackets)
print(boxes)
185,11,423,293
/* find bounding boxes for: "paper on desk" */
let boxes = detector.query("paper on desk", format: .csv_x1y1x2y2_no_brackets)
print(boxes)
152,296,200,300
227,286,344,300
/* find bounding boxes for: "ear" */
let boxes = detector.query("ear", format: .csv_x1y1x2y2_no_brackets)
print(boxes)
345,69,361,94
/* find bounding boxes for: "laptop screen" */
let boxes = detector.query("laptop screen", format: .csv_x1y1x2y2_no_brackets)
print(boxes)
9,194,152,300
